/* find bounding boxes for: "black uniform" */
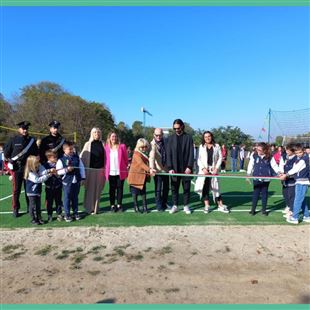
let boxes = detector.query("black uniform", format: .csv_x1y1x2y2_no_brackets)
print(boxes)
3,134,39,215
39,133,65,163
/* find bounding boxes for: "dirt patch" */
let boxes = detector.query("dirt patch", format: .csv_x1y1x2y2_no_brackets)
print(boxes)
1,225,309,304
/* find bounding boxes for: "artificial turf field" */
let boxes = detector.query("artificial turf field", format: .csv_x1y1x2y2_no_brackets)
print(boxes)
0,173,309,228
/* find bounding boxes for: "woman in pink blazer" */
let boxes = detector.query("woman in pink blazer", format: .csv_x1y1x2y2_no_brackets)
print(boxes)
104,132,128,212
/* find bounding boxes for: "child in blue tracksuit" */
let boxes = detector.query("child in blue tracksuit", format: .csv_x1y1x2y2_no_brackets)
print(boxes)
43,150,63,222
280,144,310,224
247,142,278,216
24,155,54,225
278,144,297,219
56,142,85,222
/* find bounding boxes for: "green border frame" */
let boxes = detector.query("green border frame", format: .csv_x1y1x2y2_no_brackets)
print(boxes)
1,0,309,309
1,0,309,6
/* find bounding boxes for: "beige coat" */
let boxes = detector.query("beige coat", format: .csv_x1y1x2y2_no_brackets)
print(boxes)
80,140,105,214
149,139,168,172
127,151,150,190
195,143,222,201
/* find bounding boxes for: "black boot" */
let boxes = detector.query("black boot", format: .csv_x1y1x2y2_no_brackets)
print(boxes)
142,194,148,213
249,206,256,216
133,194,141,213
13,209,19,218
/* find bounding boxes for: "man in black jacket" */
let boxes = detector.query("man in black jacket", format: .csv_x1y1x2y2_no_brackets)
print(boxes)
4,121,39,217
39,121,65,163
166,119,194,214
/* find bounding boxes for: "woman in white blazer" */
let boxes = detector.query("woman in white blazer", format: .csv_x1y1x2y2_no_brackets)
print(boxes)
195,131,229,214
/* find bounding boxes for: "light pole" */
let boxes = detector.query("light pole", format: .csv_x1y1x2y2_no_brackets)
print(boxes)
141,107,152,135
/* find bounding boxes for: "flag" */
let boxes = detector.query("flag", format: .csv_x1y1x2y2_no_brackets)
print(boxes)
261,128,266,132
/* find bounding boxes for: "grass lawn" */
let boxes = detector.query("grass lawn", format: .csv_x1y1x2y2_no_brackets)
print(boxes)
0,173,309,228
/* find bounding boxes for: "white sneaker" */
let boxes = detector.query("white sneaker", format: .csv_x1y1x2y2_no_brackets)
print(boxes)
281,207,289,214
218,205,229,213
203,207,209,214
169,205,178,214
283,211,293,219
183,206,191,215
302,216,310,223
286,217,299,224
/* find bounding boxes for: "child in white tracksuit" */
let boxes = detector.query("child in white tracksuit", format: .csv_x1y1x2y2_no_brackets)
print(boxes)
24,155,54,224
280,144,310,224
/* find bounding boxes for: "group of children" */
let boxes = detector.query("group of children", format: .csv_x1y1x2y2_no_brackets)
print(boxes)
247,142,310,224
24,141,85,224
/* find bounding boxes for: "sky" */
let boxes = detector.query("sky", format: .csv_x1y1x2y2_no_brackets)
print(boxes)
1,6,309,139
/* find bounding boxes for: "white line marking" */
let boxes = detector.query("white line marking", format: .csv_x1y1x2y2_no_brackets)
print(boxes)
0,191,25,202
0,209,286,215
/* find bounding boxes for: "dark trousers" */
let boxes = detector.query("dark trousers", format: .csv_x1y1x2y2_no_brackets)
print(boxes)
28,195,42,221
240,159,244,170
154,175,169,210
202,178,222,202
45,186,63,216
11,169,29,212
171,176,191,206
221,160,226,170
63,182,80,217
283,186,295,212
251,181,270,213
109,175,124,206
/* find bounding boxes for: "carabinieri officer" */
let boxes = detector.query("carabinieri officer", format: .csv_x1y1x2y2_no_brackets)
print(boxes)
3,121,39,217
39,120,66,163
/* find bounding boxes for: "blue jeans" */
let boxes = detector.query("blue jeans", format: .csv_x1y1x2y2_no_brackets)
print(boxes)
231,158,237,172
292,184,309,219
240,159,244,170
63,182,80,217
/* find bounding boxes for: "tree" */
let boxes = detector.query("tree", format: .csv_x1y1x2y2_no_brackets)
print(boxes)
8,81,115,149
193,129,204,147
210,126,253,148
116,122,136,149
57,95,115,149
132,121,144,137
16,81,68,133
184,122,195,137
275,136,283,146
0,93,14,143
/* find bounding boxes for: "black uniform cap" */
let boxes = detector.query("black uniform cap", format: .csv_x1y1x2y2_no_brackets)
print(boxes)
49,120,61,128
17,121,31,129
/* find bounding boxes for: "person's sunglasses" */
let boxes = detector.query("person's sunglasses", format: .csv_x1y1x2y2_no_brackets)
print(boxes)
173,127,181,131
